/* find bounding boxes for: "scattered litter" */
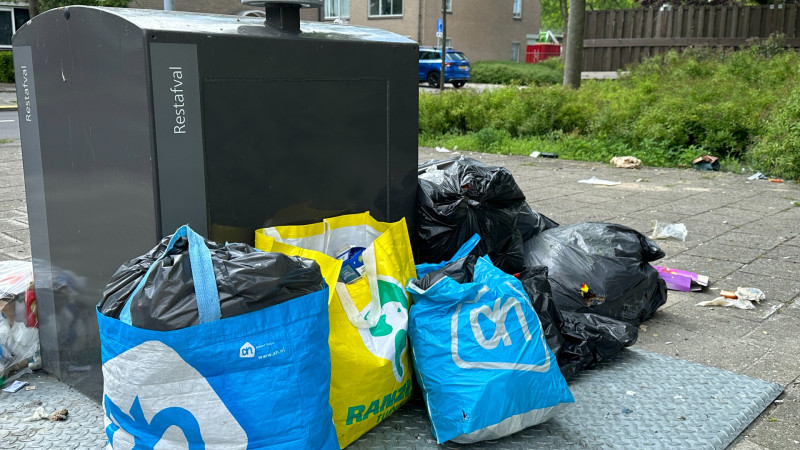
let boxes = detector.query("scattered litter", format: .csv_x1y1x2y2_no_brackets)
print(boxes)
25,385,35,390
665,342,673,345
635,178,643,183
610,156,642,169
719,290,737,299
748,172,768,180
774,399,784,404
529,151,559,158
736,287,765,303
25,406,49,421
696,297,754,310
639,324,648,332
578,176,621,186
2,380,27,393
626,391,636,396
654,266,708,291
692,155,720,171
434,146,450,153
769,178,783,183
49,409,68,422
651,221,688,241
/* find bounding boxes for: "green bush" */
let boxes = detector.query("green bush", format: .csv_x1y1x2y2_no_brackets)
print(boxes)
748,84,800,181
0,52,14,83
419,36,800,174
471,59,563,86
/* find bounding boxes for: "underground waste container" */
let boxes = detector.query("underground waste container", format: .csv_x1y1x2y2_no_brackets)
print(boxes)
13,1,419,400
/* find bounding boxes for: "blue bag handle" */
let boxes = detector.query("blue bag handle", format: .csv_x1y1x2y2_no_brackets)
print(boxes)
119,225,221,325
414,234,482,279
450,233,481,262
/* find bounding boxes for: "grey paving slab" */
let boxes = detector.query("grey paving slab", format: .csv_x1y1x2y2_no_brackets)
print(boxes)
658,252,745,282
708,231,790,250
739,258,799,280
685,242,767,265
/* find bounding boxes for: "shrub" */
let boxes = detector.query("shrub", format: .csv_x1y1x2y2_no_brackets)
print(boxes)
471,60,563,86
420,41,800,172
0,52,14,83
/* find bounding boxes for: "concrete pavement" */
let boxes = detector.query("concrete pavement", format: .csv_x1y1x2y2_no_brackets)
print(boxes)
0,142,798,448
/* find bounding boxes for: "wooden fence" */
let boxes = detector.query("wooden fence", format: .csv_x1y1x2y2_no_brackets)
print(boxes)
583,2,800,71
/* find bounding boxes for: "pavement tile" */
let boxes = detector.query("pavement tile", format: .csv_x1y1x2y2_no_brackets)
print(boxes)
739,258,799,280
707,231,789,250
716,270,800,306
685,242,767,265
658,252,743,282
687,207,762,227
635,307,769,374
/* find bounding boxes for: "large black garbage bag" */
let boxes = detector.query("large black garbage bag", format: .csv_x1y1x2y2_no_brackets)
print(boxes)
517,203,559,241
523,222,667,326
417,156,555,274
519,267,638,381
99,234,324,331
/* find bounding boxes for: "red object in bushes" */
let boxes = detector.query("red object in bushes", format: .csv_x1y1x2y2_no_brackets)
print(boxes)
526,44,561,63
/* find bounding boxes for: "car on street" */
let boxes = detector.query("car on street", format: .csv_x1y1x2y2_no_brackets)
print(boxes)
418,47,471,89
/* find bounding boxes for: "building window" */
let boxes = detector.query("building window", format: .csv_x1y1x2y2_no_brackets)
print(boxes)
513,0,522,19
446,0,452,12
0,7,29,47
369,0,402,16
325,0,350,19
437,37,452,49
511,42,521,62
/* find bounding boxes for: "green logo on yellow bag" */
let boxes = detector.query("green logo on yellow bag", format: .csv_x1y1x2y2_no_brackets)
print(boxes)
358,278,409,383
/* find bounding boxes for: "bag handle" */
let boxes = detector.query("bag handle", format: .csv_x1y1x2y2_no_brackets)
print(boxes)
119,225,221,326
334,245,382,329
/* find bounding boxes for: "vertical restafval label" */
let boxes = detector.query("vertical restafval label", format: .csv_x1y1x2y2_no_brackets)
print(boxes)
150,43,208,236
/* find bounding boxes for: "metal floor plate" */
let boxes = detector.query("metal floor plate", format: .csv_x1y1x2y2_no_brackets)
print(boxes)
350,348,784,449
0,348,783,449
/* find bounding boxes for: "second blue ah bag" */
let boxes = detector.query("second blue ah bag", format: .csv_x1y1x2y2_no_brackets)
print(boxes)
407,235,574,444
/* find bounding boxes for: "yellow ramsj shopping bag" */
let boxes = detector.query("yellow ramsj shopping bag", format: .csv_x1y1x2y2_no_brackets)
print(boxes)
255,212,416,448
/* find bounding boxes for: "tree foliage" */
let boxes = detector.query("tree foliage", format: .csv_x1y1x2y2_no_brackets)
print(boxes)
541,0,637,32
39,0,130,11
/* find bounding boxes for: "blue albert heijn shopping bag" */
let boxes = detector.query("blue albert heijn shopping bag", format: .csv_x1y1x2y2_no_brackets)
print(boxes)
407,234,574,444
97,225,339,449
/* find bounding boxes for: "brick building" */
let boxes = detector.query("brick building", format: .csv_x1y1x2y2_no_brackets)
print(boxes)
130,0,540,62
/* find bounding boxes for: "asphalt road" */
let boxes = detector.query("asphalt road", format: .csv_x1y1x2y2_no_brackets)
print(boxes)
0,110,20,140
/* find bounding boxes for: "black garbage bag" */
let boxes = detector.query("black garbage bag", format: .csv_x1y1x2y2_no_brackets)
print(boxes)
417,156,555,274
519,267,638,381
523,222,667,326
517,203,559,241
99,234,325,331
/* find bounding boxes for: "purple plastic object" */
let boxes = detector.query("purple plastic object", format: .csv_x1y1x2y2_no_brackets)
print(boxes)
653,266,709,292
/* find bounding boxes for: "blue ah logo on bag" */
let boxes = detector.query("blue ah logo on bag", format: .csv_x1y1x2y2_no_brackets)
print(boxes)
102,340,248,449
240,342,255,358
451,283,551,372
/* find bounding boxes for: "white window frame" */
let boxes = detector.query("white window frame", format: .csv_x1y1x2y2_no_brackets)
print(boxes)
513,0,522,19
436,37,452,49
324,0,350,19
369,0,403,17
446,0,452,12
0,5,29,49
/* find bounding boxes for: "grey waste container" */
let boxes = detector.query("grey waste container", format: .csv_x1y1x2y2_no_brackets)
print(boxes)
13,2,419,401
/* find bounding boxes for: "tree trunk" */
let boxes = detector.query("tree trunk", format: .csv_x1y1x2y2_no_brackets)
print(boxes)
563,0,585,89
28,0,40,18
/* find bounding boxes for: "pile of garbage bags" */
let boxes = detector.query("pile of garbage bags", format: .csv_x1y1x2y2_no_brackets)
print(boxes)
416,156,667,380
